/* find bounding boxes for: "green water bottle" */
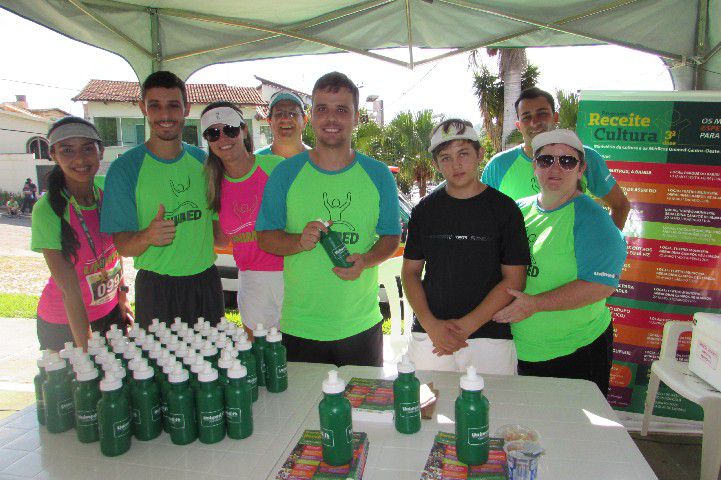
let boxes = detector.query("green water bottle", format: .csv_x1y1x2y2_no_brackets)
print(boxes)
394,355,421,434
34,351,52,425
159,359,178,432
252,324,268,387
224,360,253,439
236,339,258,402
43,359,75,433
264,328,288,393
130,363,162,441
97,375,132,457
195,364,225,444
455,366,489,466
317,219,354,268
318,370,353,466
166,364,198,445
109,364,131,402
74,364,101,443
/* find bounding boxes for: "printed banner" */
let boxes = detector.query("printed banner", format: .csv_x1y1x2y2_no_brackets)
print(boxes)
577,91,721,422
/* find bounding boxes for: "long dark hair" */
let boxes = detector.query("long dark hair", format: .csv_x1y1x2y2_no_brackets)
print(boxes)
202,101,253,212
46,116,102,262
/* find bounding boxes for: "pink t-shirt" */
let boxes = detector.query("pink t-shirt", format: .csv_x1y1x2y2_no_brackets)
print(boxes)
217,155,284,272
32,195,121,324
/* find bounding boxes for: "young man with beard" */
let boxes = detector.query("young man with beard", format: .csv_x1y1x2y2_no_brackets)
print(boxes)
101,71,223,327
401,119,529,374
482,87,630,229
256,72,400,367
255,90,309,159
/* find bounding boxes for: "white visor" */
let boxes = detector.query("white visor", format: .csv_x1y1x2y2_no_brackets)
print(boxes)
428,125,479,153
200,107,244,134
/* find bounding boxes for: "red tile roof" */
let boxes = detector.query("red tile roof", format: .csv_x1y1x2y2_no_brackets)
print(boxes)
0,103,51,122
73,79,267,106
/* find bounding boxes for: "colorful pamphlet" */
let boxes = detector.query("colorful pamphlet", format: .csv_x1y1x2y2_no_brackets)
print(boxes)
421,432,508,479
276,429,369,480
344,377,394,422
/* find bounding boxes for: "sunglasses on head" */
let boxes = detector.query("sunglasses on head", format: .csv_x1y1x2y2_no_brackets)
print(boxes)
534,154,581,170
203,125,241,143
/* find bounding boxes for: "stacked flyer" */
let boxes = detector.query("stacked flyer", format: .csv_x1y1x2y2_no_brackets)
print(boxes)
343,377,394,422
276,429,369,479
421,432,508,479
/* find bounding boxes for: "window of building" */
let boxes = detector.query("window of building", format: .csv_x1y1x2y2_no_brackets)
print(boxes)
26,137,49,160
120,118,145,146
94,117,119,146
183,125,199,146
259,125,273,148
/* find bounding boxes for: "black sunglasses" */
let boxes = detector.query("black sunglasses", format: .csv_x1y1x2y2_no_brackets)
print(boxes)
534,154,581,170
203,125,241,143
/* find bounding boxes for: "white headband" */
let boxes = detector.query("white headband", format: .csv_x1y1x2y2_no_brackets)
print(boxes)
428,124,479,153
48,122,102,147
200,106,244,133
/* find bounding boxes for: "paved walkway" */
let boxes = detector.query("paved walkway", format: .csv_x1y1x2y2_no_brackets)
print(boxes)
0,318,38,420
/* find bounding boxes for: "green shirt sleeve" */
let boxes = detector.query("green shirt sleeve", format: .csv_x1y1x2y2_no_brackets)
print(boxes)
31,196,63,252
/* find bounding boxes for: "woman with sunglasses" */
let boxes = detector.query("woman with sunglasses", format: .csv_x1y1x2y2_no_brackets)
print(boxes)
31,116,132,351
201,102,285,339
492,129,626,396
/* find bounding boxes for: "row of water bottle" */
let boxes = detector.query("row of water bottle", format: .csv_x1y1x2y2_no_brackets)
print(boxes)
34,317,288,456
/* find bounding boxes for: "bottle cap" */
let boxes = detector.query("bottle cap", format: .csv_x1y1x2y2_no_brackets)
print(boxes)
87,344,106,358
170,317,183,332
190,357,205,374
106,323,121,340
174,345,189,360
148,343,162,359
127,357,146,372
37,350,53,369
112,341,128,356
59,341,75,359
193,333,204,346
460,365,484,391
232,330,248,343
225,324,237,337
76,365,99,382
112,367,126,381
69,349,87,364
73,358,94,373
200,341,218,357
194,318,204,332
197,363,218,382
397,354,416,374
162,360,177,374
168,364,189,383
44,359,67,372
100,375,123,391
132,362,154,380
267,327,282,343
236,338,252,352
253,323,268,337
127,323,140,338
316,218,330,228
217,349,234,369
90,330,102,340
217,317,228,332
148,318,160,333
322,370,346,394
123,347,139,360
183,351,198,367
214,338,229,350
226,360,247,379
141,336,155,351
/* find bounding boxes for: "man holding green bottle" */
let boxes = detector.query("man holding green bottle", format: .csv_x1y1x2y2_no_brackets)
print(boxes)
257,71,401,367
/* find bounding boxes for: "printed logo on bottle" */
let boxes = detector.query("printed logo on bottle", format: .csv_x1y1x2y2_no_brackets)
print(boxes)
467,426,489,446
321,427,335,447
200,409,224,427
76,409,97,425
399,402,420,417
166,412,185,429
345,425,353,444
113,418,131,438
151,404,162,421
225,407,241,424
58,398,74,417
247,374,258,388
277,365,287,378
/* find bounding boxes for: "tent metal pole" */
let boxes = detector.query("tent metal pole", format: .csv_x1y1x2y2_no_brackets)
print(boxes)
66,0,154,59
405,0,414,69
693,0,709,89
149,8,162,72
704,40,721,63
158,8,409,68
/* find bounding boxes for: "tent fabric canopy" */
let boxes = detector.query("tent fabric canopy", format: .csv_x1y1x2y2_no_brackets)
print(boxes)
2,0,719,90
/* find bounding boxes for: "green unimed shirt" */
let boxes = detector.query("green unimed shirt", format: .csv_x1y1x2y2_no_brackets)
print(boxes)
256,151,401,341
512,194,627,362
482,145,616,201
100,143,216,276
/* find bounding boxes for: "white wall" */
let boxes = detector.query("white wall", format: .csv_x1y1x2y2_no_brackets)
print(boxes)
0,113,50,154
0,154,45,193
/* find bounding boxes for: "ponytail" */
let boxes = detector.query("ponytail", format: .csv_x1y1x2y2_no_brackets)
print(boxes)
46,165,80,262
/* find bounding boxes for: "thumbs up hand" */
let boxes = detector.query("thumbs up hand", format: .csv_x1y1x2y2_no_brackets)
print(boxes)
143,204,176,247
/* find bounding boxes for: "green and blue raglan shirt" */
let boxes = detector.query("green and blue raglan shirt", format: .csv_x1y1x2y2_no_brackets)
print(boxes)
512,194,627,362
100,143,216,276
482,145,616,201
256,151,401,341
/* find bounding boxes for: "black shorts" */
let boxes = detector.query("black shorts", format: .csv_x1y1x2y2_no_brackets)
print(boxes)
37,304,123,351
282,321,384,367
134,265,224,329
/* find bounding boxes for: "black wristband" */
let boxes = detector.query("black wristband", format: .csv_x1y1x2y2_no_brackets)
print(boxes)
119,285,129,293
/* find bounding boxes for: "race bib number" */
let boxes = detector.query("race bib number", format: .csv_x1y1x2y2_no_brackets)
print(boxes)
86,262,121,306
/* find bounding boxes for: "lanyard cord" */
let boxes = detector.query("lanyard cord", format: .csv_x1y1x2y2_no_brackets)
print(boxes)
64,186,104,266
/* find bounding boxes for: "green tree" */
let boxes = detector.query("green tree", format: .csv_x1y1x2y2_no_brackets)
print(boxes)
556,90,580,131
384,110,437,197
301,120,315,148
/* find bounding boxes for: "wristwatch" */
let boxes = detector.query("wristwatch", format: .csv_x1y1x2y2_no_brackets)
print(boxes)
119,285,129,293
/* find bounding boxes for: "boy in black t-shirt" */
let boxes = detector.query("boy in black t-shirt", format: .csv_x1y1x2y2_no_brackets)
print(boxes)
401,119,530,374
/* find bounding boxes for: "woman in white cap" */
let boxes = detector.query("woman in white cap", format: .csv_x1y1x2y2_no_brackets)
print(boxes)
493,129,627,396
202,102,285,339
31,116,132,351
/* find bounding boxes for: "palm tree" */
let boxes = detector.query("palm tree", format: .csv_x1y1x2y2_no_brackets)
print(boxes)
556,90,580,131
384,110,436,197
489,48,528,148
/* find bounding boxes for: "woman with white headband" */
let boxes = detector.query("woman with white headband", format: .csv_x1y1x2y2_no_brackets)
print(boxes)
202,102,285,339
31,116,132,351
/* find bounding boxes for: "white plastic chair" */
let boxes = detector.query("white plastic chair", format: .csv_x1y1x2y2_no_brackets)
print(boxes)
641,317,721,480
378,256,412,365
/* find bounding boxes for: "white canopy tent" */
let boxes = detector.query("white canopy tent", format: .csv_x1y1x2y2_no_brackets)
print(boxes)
1,0,719,90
